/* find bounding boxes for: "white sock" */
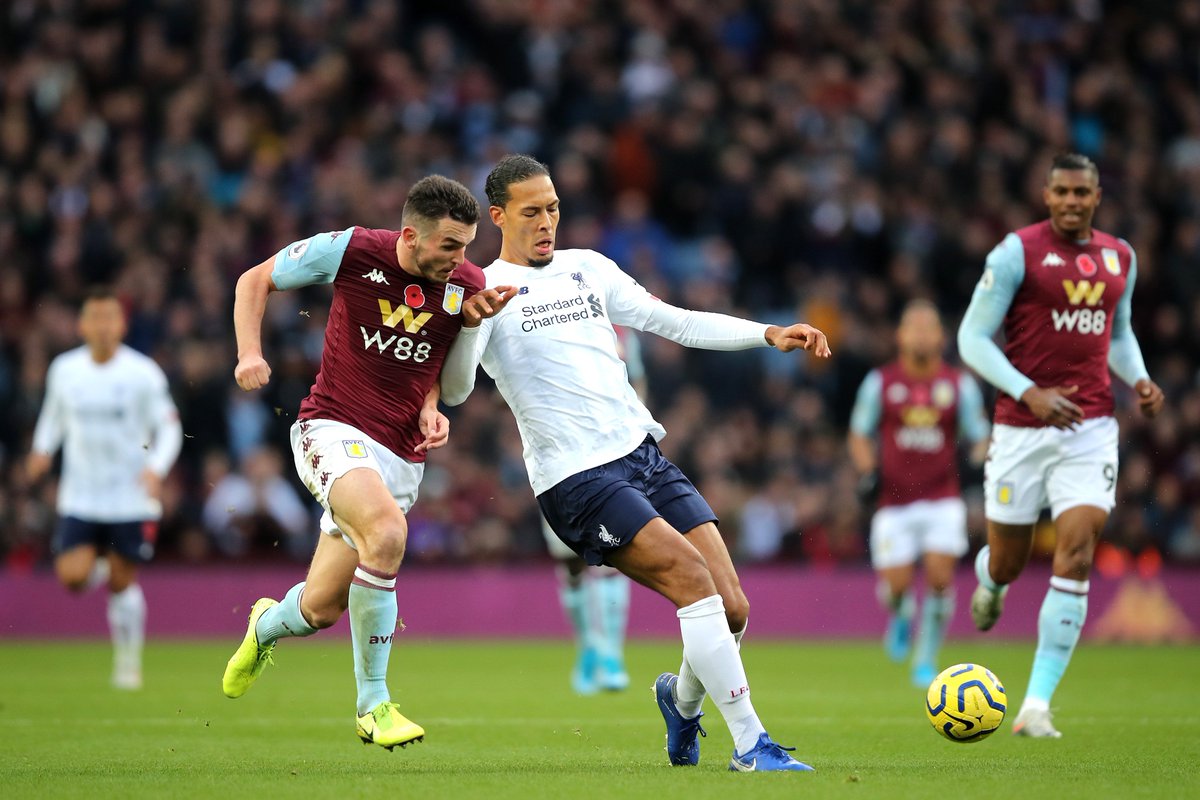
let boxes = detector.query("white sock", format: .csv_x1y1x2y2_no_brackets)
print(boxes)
677,595,764,755
86,557,111,592
107,584,146,675
676,619,747,718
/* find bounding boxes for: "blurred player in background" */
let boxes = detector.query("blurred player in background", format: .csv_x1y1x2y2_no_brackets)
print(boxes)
848,299,989,688
26,286,182,690
548,326,642,695
222,176,490,751
441,155,831,772
958,153,1165,738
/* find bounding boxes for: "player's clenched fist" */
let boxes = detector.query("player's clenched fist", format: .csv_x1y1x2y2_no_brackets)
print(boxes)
765,323,832,357
235,354,272,391
462,285,520,327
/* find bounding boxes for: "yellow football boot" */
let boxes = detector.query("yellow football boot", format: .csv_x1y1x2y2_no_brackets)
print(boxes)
221,598,278,698
356,701,425,750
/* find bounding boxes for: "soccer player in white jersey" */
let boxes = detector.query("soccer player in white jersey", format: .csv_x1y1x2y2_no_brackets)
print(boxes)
441,155,831,772
548,326,642,695
27,286,182,690
958,154,1165,737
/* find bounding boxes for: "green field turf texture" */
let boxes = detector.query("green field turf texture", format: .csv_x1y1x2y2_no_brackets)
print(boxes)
1,639,1196,799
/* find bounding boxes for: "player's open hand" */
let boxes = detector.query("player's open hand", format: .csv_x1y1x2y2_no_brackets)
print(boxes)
1021,385,1084,430
415,406,450,454
462,286,520,328
1134,378,1164,418
234,354,271,391
766,323,832,357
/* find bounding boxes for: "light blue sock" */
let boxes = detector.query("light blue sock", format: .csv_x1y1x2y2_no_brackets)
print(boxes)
349,566,398,716
591,572,630,663
1025,579,1088,709
975,546,1005,593
559,579,591,651
255,582,317,645
913,590,954,668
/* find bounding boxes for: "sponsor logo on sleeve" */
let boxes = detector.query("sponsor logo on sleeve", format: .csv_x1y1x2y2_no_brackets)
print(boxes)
287,240,310,259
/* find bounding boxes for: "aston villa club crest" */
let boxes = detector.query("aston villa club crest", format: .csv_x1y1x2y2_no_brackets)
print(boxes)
1101,248,1121,275
443,283,465,314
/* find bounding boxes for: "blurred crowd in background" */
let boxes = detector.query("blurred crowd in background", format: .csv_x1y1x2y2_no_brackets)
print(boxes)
2,0,1199,572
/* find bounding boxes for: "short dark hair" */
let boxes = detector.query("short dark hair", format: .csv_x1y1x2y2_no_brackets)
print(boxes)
82,284,119,305
401,175,480,231
485,154,550,208
1048,153,1099,183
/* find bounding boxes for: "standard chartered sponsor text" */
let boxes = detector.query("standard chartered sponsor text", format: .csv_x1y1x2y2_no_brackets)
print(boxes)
521,296,588,331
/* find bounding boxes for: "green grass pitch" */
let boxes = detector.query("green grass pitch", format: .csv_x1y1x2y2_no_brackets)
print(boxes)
1,639,1196,799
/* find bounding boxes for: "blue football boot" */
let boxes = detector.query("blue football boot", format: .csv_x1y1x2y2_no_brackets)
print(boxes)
653,672,706,765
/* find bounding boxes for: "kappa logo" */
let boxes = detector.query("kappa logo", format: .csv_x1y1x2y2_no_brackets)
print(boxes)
378,298,433,333
310,453,321,470
362,269,390,285
1041,252,1065,267
301,436,314,453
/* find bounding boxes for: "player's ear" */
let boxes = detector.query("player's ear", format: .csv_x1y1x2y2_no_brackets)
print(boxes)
400,225,419,250
489,205,505,228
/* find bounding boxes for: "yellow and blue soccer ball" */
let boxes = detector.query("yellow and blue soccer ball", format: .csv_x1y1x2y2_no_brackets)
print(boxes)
925,663,1007,743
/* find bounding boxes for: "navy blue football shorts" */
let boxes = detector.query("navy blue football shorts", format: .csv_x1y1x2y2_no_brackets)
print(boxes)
537,437,718,566
53,516,158,563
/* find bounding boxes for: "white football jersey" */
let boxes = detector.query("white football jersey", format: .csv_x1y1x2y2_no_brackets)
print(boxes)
442,249,769,494
32,345,182,521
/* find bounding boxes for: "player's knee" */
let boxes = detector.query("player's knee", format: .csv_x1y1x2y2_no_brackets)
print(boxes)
1056,542,1094,579
362,521,407,567
303,601,344,630
725,595,749,634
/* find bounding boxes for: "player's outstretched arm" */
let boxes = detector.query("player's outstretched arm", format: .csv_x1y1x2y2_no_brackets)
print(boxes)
233,258,278,391
765,323,832,357
440,286,518,406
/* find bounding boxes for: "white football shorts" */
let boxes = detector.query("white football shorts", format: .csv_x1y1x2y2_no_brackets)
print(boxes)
983,416,1118,524
289,419,423,548
870,496,968,570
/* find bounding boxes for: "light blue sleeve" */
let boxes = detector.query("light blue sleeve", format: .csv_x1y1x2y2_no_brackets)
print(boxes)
956,372,990,443
848,369,883,437
956,232,1036,401
270,227,354,290
1107,243,1150,386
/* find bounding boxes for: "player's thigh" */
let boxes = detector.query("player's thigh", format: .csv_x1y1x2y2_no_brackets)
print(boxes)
681,521,748,627
1046,417,1119,521
302,532,359,624
870,505,920,571
605,517,715,607
54,542,98,588
327,467,408,548
984,425,1053,525
290,419,415,549
921,552,959,592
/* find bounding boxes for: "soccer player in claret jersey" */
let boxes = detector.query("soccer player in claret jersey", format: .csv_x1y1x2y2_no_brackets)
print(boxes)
957,154,1165,738
27,286,183,690
222,176,491,751
440,155,831,772
848,300,990,688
